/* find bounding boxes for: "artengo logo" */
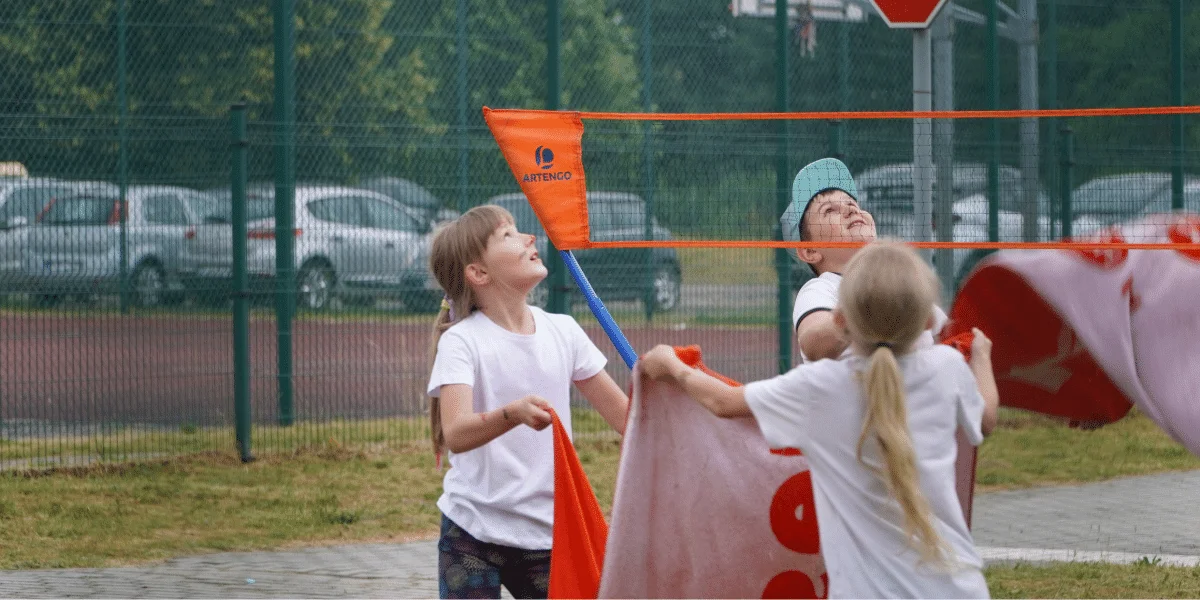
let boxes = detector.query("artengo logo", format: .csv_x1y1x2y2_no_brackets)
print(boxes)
523,145,573,183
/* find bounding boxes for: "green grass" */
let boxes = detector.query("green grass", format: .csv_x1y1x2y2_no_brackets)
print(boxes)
986,561,1200,598
1,406,1196,576
677,246,774,285
976,408,1200,490
0,438,623,570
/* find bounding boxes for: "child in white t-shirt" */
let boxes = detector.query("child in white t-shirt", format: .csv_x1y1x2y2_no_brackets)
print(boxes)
426,205,629,599
639,241,1000,599
783,158,948,362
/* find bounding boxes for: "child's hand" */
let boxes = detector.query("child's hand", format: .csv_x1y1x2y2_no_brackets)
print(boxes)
511,395,553,431
638,345,684,381
969,327,992,364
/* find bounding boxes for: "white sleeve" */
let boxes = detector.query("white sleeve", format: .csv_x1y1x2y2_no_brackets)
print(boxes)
792,277,838,331
744,367,815,450
952,352,986,446
427,330,475,397
569,320,608,381
931,303,949,339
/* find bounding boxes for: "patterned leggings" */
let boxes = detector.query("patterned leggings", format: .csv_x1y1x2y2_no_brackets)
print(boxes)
437,514,552,599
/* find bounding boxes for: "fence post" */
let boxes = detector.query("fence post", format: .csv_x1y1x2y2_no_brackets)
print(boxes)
231,103,253,463
986,0,1000,244
774,0,791,375
1172,0,1185,211
544,0,569,315
641,0,656,322
117,0,130,314
456,0,469,211
273,0,296,426
1059,126,1074,239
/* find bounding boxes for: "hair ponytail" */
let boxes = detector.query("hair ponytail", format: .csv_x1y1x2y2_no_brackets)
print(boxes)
429,301,454,460
426,205,515,467
839,240,950,567
858,345,950,566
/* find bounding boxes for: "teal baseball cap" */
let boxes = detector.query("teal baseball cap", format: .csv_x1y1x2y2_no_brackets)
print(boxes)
780,157,858,262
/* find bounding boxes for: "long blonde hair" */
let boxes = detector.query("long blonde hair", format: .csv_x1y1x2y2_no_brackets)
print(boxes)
427,205,515,457
838,240,950,566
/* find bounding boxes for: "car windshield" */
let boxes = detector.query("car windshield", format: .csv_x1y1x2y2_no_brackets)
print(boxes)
1072,174,1170,217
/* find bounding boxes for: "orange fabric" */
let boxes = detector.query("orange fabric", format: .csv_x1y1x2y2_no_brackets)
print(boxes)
482,107,591,250
549,408,607,600
941,331,975,363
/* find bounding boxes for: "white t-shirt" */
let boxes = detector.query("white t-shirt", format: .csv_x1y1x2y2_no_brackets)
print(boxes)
744,345,989,599
426,306,607,550
793,272,949,363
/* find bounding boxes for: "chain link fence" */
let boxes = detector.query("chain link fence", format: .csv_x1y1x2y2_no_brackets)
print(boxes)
2,0,1198,468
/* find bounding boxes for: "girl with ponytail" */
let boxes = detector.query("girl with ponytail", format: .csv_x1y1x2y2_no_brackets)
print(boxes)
425,205,629,599
640,240,999,599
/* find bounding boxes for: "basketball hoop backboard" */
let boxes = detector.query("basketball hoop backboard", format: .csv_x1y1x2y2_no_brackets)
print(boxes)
730,0,866,21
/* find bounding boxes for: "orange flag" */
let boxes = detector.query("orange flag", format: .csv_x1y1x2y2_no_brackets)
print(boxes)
548,408,608,599
482,107,591,250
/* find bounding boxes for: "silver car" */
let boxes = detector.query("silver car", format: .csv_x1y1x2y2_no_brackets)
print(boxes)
1,178,106,292
181,185,429,311
23,185,206,306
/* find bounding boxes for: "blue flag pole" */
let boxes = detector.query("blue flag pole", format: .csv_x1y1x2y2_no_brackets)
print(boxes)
558,250,638,369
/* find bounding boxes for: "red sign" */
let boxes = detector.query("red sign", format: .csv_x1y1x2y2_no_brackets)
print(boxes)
870,0,949,28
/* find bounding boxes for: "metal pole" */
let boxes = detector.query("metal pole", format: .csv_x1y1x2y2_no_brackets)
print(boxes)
1046,0,1059,236
987,0,1000,244
1059,126,1074,239
774,0,792,374
117,0,130,314
456,0,469,211
839,18,850,113
545,0,569,315
913,29,934,265
1172,0,1184,210
273,0,296,426
933,7,955,299
828,121,844,160
231,104,253,463
1018,0,1039,242
641,0,656,322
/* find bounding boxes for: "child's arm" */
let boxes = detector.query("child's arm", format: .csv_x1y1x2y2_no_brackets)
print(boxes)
796,311,850,361
969,329,1000,436
574,371,629,435
438,384,553,453
639,345,751,419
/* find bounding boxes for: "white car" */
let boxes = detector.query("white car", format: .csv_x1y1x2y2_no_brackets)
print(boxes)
951,172,1200,287
181,185,430,311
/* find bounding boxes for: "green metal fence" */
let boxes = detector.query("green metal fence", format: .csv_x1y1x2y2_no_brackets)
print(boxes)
2,0,1198,469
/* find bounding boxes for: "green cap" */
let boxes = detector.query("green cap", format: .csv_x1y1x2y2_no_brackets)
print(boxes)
780,157,858,262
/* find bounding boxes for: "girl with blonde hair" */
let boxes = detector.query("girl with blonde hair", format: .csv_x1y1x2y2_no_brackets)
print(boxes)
639,240,999,598
426,204,629,599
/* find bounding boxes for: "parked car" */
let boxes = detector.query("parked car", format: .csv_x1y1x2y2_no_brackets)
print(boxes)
949,171,1200,286
854,162,1052,288
488,192,683,312
360,176,459,233
181,185,431,311
24,185,207,306
1,178,103,291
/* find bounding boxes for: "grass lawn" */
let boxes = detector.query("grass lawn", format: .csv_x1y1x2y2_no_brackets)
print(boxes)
2,408,1197,598
986,561,1200,598
677,246,775,285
